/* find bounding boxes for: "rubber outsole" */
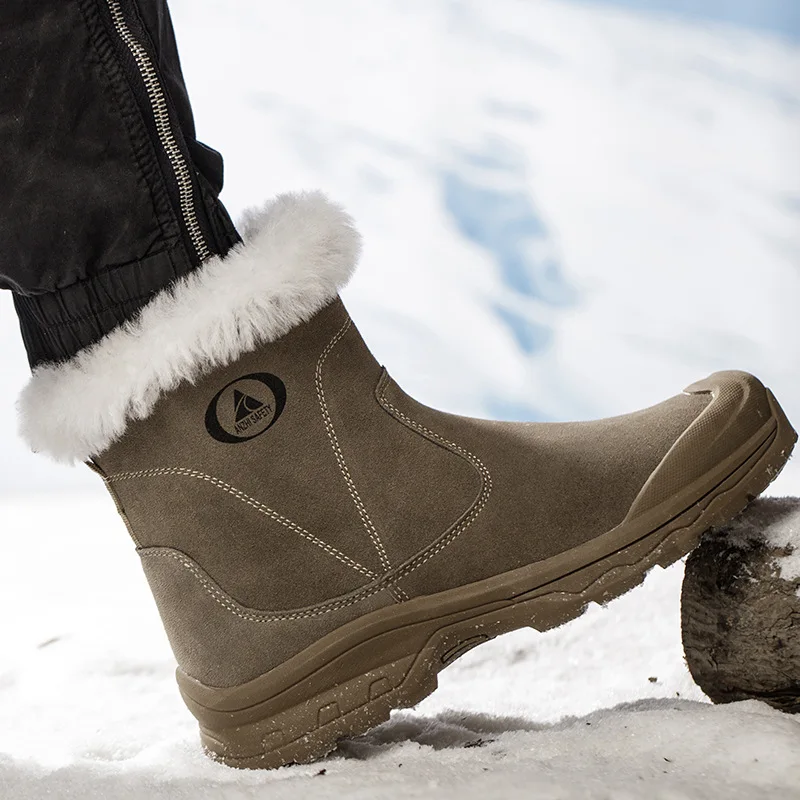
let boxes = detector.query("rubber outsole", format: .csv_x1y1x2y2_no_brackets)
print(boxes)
177,384,797,770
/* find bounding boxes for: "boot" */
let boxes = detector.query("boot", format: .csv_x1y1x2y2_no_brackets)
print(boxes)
19,192,797,769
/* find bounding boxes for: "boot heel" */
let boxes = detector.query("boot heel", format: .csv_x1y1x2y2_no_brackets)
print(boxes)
178,653,425,769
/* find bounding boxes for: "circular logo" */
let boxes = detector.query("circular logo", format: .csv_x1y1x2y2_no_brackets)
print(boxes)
205,373,286,444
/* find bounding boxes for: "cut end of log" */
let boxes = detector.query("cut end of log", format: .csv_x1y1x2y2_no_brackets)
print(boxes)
681,497,800,714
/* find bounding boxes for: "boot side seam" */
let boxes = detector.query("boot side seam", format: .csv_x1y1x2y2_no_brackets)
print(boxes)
106,467,377,579
315,317,408,602
110,402,493,616
140,547,389,622
375,374,494,583
87,460,142,547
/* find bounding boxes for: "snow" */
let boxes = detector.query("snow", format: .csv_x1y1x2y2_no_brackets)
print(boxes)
721,496,800,583
760,502,800,582
2,0,800,796
1,493,799,799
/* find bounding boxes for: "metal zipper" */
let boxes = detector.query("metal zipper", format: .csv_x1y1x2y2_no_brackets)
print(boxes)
105,0,212,262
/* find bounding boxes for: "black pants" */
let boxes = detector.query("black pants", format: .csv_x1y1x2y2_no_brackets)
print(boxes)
0,0,239,367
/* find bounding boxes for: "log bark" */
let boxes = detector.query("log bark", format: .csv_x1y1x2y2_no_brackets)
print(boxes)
681,498,800,714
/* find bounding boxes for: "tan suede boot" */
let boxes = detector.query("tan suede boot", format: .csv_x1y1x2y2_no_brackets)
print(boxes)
19,193,797,769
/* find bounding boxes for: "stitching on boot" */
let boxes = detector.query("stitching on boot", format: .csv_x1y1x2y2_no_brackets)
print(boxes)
107,467,377,579
113,381,493,621
375,373,494,583
315,318,409,603
141,548,389,622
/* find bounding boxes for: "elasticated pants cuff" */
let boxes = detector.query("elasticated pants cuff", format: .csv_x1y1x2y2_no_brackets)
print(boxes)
13,243,195,368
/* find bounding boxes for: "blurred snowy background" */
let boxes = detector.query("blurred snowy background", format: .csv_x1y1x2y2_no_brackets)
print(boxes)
1,1,799,797
1,0,799,496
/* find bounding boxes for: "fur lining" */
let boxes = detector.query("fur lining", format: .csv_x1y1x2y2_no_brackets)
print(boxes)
17,191,361,463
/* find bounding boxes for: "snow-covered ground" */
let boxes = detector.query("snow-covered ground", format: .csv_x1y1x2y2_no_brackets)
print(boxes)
1,493,799,800
2,0,800,797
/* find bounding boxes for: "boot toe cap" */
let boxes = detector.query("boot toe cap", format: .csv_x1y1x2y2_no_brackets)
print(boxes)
625,371,787,523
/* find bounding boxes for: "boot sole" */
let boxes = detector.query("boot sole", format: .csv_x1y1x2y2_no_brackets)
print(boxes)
177,380,797,769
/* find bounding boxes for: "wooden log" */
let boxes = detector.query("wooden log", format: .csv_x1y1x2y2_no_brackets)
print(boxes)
681,497,800,714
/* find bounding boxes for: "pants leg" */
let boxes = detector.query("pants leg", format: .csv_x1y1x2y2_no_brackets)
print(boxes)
0,0,240,367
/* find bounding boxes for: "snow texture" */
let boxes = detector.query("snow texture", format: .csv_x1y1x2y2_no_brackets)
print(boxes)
720,496,800,584
1,492,799,799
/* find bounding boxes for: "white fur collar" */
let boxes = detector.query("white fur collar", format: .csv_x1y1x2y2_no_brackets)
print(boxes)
17,191,361,463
